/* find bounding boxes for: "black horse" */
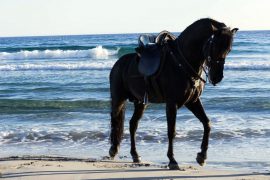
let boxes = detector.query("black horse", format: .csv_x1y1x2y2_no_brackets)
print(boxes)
109,18,238,170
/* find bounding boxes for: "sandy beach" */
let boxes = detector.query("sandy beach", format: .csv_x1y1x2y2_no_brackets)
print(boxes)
0,156,269,180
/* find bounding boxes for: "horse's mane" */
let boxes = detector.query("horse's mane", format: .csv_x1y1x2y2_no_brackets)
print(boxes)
179,18,227,39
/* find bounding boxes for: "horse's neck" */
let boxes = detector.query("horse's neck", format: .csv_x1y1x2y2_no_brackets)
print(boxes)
178,31,212,73
177,18,226,74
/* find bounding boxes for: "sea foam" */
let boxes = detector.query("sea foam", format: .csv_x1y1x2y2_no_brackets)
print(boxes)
1,59,269,71
0,61,115,71
225,60,270,70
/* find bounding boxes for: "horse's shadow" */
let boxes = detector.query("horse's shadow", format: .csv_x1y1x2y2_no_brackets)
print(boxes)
2,167,269,179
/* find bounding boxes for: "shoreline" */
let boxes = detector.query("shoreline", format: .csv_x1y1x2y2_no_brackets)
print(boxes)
0,156,269,180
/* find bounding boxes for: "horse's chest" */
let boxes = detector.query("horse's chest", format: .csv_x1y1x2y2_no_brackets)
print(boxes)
186,80,204,103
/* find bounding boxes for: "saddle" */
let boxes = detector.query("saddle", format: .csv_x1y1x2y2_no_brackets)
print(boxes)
132,31,176,104
136,30,176,76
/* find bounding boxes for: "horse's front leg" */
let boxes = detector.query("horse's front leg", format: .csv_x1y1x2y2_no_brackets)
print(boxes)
166,102,180,170
186,99,211,166
129,102,145,163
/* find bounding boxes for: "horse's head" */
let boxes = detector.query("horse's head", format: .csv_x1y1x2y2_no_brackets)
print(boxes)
204,27,238,85
176,18,238,86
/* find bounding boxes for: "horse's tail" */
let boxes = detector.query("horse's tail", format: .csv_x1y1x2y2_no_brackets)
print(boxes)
110,100,125,147
109,56,129,154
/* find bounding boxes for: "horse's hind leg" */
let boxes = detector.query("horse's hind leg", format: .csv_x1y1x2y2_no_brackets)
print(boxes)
130,102,145,163
186,99,211,166
109,99,126,159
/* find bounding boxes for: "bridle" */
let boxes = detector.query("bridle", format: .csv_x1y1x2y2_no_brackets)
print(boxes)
202,34,226,84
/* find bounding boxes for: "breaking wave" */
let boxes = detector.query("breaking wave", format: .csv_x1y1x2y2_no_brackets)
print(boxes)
0,46,118,60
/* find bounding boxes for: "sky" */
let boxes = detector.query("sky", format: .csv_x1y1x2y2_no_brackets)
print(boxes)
0,0,269,37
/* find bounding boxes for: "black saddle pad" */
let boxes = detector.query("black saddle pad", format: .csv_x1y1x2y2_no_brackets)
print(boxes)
138,45,161,76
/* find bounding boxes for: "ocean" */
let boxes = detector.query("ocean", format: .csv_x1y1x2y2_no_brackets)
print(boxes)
0,31,269,171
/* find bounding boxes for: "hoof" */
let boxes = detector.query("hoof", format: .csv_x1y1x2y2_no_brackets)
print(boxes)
132,156,141,163
196,153,206,166
109,145,119,159
168,162,181,170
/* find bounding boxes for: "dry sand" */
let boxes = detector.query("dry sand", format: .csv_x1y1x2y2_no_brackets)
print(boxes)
0,156,269,180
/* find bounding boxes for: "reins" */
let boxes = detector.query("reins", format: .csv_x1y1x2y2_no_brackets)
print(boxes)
165,32,225,85
202,35,214,84
165,38,207,84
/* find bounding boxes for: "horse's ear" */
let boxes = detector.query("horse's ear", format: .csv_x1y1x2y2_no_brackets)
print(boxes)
231,28,239,35
211,24,219,32
211,25,224,36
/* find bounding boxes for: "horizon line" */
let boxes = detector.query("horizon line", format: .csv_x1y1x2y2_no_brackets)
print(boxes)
0,29,269,38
